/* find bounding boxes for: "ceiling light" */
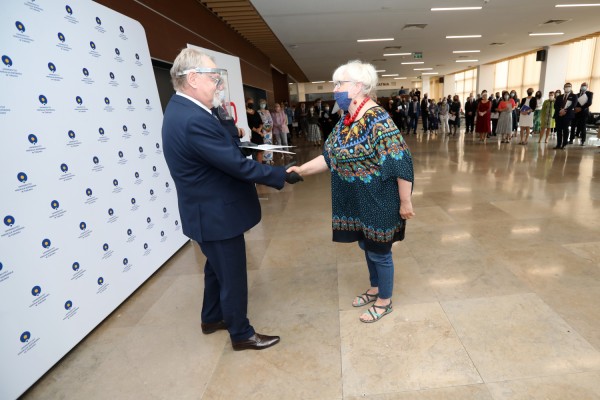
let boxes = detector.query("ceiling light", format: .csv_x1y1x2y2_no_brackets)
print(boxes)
381,74,399,77
446,35,482,39
383,52,411,56
375,70,386,72
456,59,479,62
394,77,407,80
555,3,600,7
414,68,433,71
311,81,325,83
453,50,480,53
529,32,564,36
431,7,482,11
422,72,439,75
357,38,394,42
401,61,425,65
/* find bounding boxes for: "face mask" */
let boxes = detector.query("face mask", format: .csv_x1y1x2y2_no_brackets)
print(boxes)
334,92,352,111
549,96,554,100
247,103,253,109
581,86,588,92
564,87,571,93
536,93,542,98
510,93,515,97
503,95,509,100
527,91,533,96
260,103,266,109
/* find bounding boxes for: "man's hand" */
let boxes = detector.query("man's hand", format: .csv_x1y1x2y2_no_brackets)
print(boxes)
284,162,303,184
559,109,567,117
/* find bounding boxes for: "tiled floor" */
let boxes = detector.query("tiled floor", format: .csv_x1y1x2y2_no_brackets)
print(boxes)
22,131,600,399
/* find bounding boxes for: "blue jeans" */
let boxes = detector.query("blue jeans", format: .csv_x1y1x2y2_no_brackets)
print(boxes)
358,241,394,299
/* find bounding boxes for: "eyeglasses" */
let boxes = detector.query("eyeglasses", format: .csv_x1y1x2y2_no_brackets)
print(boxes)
177,67,224,88
333,80,353,89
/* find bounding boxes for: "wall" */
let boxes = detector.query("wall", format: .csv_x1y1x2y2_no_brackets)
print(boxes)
477,64,495,94
539,45,570,96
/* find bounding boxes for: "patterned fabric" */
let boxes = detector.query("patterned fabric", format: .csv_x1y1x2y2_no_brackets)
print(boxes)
323,106,414,253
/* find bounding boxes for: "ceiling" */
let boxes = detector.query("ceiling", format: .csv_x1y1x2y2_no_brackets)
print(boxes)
248,0,600,82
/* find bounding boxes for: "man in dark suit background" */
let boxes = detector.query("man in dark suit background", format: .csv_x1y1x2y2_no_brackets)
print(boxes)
553,82,578,149
420,94,429,133
574,82,593,145
408,96,420,135
162,48,302,351
464,94,477,134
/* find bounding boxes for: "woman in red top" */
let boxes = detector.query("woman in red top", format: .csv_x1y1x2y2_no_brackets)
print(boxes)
476,91,492,143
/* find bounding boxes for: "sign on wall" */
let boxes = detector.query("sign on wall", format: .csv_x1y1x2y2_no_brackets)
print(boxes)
0,1,187,398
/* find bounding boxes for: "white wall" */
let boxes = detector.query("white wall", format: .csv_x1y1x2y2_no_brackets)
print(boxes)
444,74,456,96
539,45,570,95
477,64,495,93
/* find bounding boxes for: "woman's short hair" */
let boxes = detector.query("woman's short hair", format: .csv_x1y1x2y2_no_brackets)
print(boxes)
332,60,378,96
170,48,215,91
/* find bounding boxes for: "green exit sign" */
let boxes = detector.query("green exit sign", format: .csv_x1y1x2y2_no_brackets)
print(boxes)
413,52,423,59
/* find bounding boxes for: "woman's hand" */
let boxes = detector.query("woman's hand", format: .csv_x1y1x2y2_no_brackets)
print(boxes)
286,166,303,176
400,199,415,220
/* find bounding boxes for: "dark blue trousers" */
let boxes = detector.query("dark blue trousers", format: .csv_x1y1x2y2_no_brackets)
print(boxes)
198,234,254,341
555,117,573,148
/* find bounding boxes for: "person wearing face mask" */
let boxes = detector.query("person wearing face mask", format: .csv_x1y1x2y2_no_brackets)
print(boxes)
449,95,461,136
476,91,492,142
320,102,334,139
439,97,450,136
490,92,501,136
574,82,593,146
539,91,556,144
257,99,274,164
294,102,308,137
408,96,420,135
286,60,415,324
533,91,543,136
497,91,515,144
271,102,289,150
553,83,578,149
464,95,477,134
518,88,537,145
509,90,520,137
420,94,429,133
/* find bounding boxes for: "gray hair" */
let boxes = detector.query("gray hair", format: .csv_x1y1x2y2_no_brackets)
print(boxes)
170,48,215,91
332,60,378,96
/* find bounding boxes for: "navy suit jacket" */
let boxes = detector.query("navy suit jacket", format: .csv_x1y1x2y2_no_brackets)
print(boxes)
162,94,286,243
554,92,578,120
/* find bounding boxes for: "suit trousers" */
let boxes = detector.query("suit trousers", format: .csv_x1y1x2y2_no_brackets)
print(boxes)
555,117,573,148
575,114,588,144
198,234,254,341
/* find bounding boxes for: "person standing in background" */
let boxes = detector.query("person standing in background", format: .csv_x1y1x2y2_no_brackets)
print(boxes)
476,91,492,143
284,102,295,143
420,94,429,133
258,99,273,164
464,95,476,134
518,88,537,145
438,97,450,136
539,91,556,144
271,102,289,148
574,82,593,146
533,90,543,137
408,96,420,135
553,83,578,149
497,91,515,144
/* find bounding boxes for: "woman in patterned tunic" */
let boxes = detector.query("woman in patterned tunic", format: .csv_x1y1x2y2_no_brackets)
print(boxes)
287,60,415,323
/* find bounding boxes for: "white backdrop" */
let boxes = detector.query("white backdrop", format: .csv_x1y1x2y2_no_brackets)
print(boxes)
0,1,187,398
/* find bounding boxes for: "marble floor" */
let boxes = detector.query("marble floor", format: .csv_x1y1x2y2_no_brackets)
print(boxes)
22,130,600,400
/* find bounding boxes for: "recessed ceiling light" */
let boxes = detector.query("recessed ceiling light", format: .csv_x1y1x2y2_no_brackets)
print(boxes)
446,35,482,39
383,53,412,56
357,38,394,42
311,81,325,83
402,61,425,65
381,74,399,77
394,77,408,80
431,7,482,11
529,32,564,36
555,3,600,7
422,72,439,75
414,68,433,70
453,50,481,53
375,70,386,72
456,59,479,62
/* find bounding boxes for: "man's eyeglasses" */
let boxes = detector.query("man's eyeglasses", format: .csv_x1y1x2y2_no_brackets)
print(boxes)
177,67,224,87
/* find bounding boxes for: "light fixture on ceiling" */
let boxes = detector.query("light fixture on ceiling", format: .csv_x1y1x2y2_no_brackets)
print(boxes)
431,7,482,11
446,35,482,39
394,77,408,80
529,32,564,36
381,74,399,77
453,50,481,53
456,59,479,62
414,68,433,70
375,70,386,73
383,52,411,56
311,81,325,83
357,38,394,42
555,3,600,7
402,61,425,65
422,72,439,75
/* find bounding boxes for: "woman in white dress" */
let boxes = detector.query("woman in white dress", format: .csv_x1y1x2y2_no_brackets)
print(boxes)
518,88,537,145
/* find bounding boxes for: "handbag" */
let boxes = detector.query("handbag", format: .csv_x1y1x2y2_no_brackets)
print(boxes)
449,115,456,121
491,112,499,119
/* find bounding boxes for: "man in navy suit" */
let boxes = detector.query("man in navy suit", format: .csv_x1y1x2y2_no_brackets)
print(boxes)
574,82,593,145
162,48,302,351
553,82,578,149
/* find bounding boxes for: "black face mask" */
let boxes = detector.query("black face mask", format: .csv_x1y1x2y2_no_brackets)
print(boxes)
527,91,533,96
247,103,254,109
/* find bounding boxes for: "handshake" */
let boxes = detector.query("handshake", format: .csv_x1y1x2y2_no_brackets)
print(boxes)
284,162,303,184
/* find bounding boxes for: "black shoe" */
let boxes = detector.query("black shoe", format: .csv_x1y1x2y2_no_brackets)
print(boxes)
552,146,561,149
232,333,280,351
568,141,573,144
201,320,228,334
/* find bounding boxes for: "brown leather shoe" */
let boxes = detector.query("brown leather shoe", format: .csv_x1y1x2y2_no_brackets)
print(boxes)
201,320,227,335
231,333,280,351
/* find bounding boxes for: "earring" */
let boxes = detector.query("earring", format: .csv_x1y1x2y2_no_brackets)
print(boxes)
353,100,357,105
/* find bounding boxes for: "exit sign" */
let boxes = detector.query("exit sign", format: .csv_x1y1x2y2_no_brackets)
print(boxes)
413,52,423,59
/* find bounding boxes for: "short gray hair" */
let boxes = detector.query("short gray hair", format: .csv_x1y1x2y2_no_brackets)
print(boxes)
170,48,215,91
332,60,378,96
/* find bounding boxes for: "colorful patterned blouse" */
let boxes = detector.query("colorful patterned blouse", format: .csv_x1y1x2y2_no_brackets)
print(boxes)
323,106,414,253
